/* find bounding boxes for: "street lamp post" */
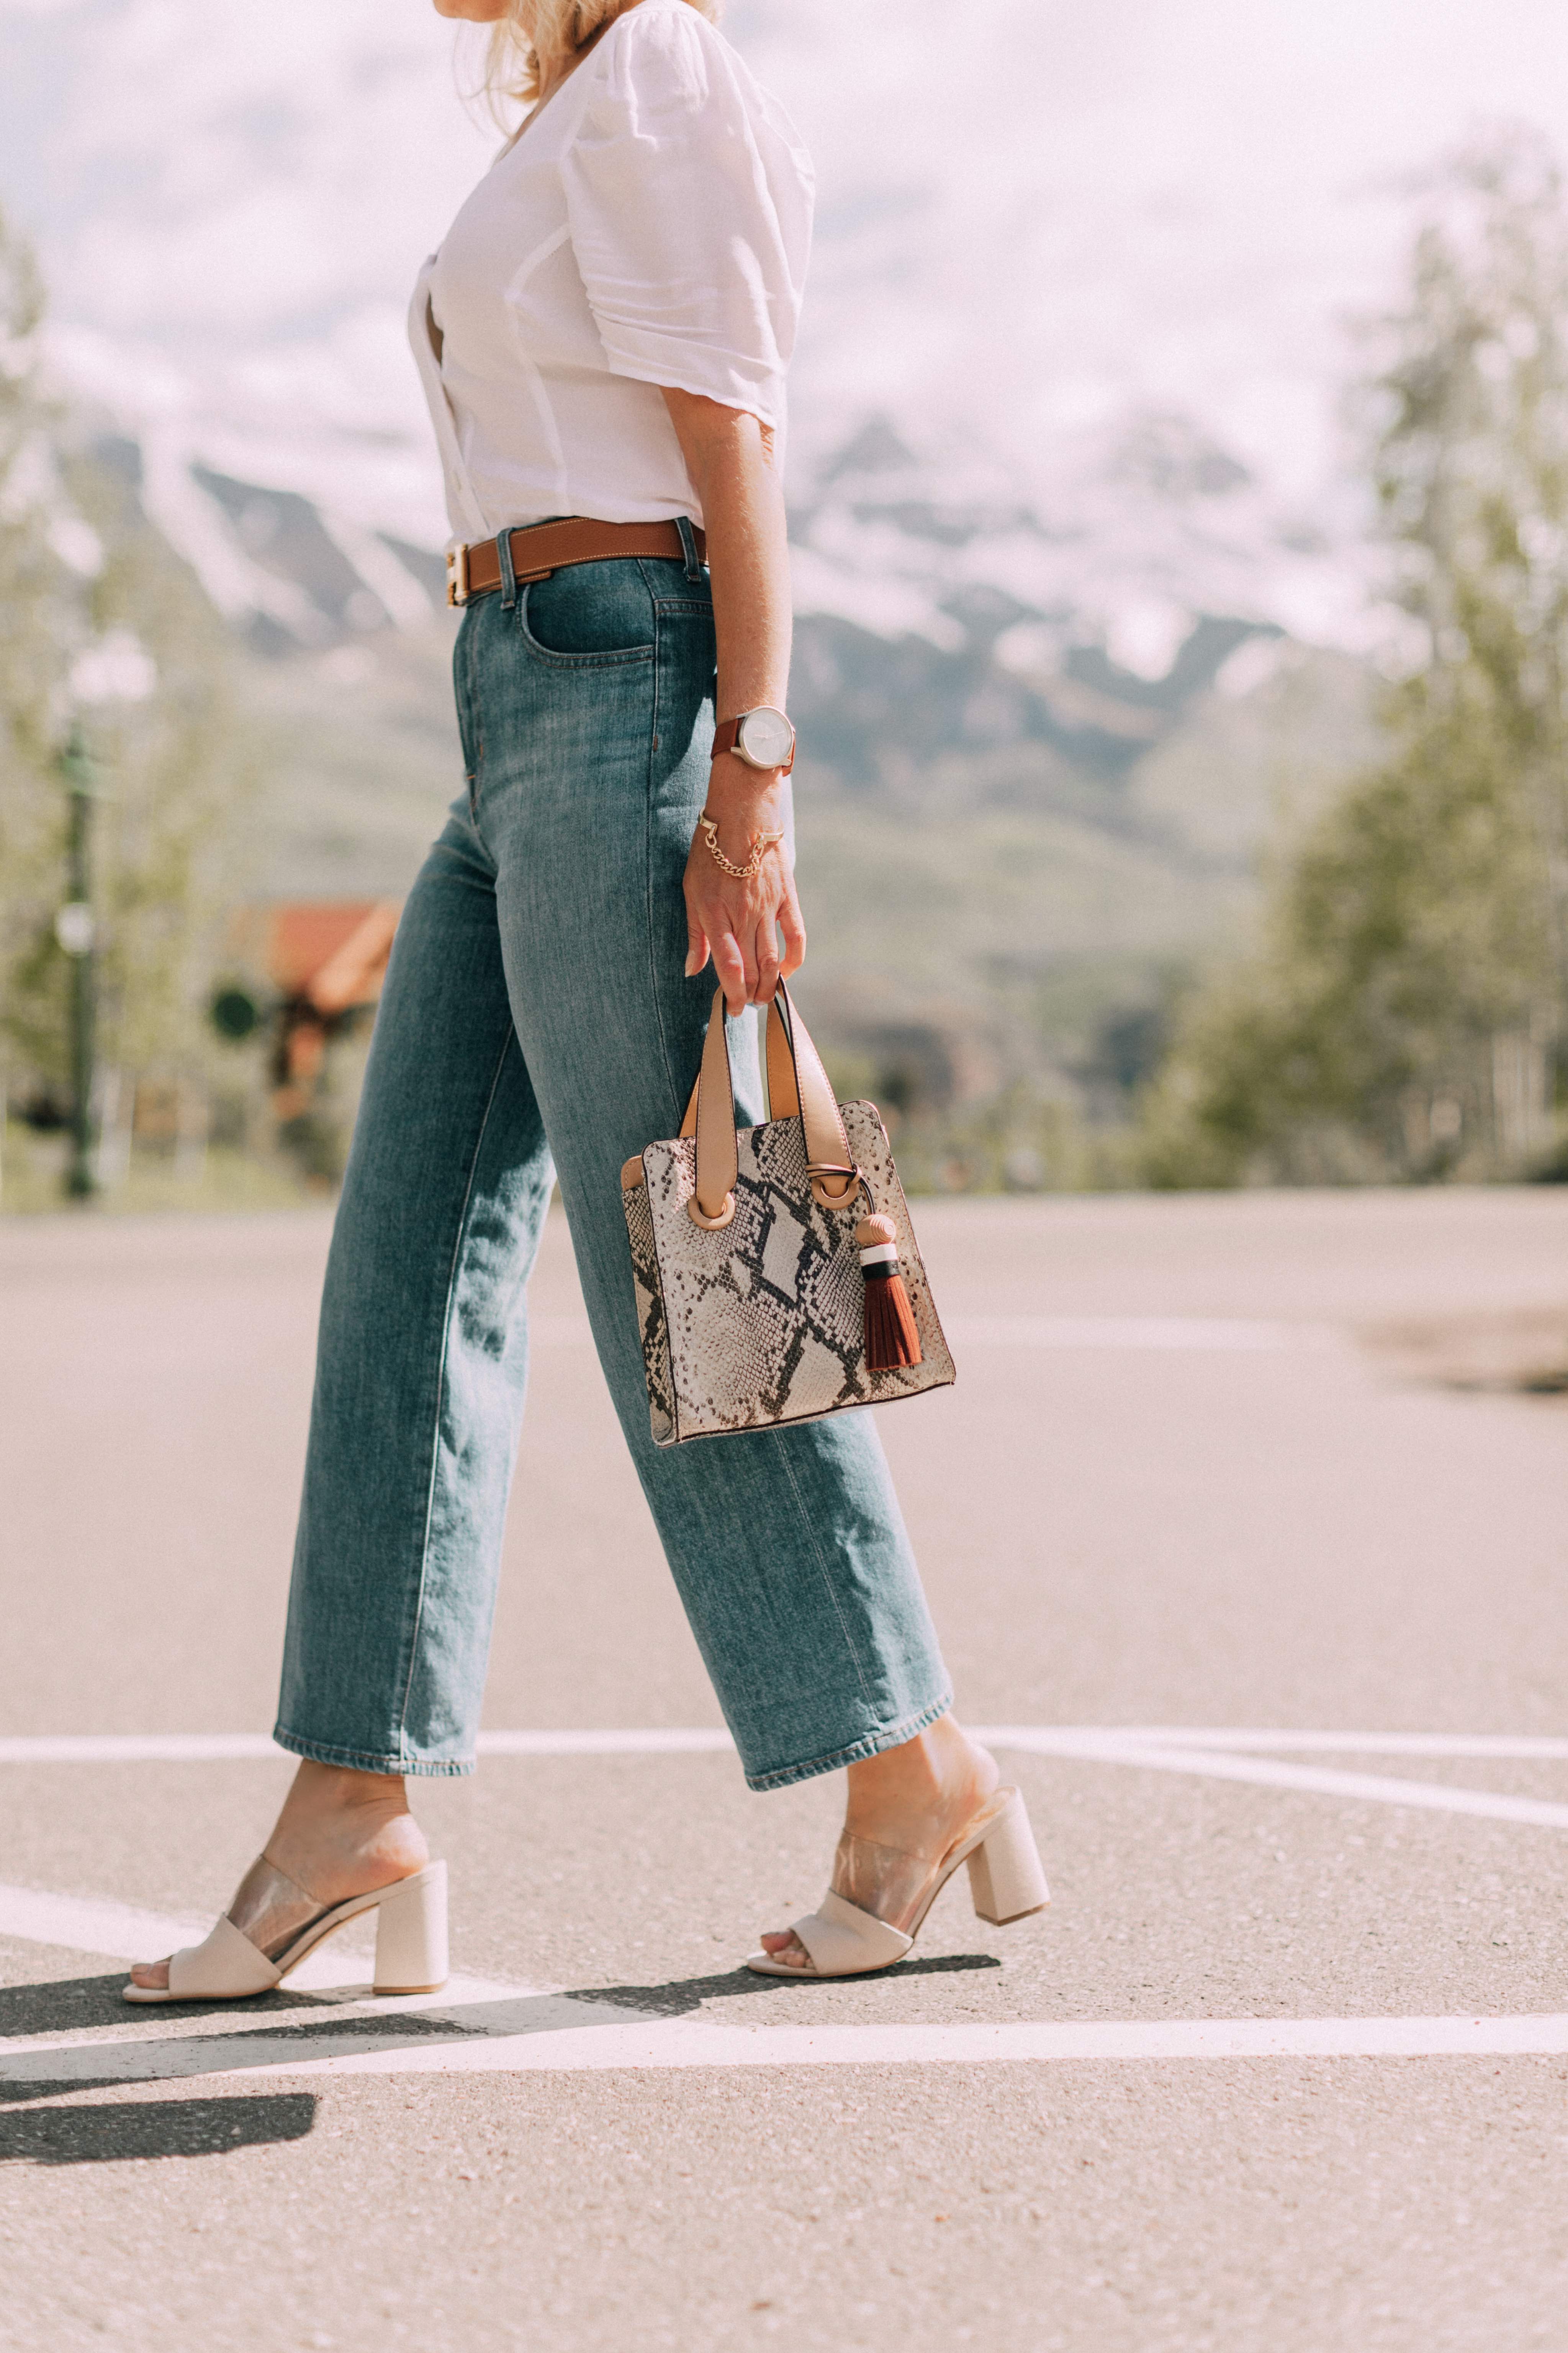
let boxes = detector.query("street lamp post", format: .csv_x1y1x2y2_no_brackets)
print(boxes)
55,727,99,1201
57,626,156,1202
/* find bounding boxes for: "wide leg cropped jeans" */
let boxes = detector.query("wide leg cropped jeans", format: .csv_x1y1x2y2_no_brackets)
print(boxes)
275,548,951,1790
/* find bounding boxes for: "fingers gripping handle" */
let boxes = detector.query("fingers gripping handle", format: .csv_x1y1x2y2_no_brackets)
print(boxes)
684,985,856,1228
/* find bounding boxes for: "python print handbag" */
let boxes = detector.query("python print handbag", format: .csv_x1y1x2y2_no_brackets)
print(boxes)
620,982,955,1446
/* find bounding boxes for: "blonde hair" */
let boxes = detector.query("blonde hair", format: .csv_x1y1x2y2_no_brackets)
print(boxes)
488,0,724,110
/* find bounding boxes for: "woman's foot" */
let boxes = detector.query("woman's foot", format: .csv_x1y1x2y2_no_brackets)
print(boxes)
127,1761,429,1992
757,1714,999,1971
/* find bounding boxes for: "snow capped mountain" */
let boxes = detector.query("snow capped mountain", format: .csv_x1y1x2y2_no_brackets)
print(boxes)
784,408,1377,772
9,0,1568,764
794,407,1367,655
64,392,1369,785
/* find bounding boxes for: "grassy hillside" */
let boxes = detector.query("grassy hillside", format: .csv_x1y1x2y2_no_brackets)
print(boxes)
235,628,467,901
232,619,1375,1157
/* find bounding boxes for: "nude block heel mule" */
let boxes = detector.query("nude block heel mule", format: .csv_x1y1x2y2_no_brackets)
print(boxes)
746,1786,1049,1979
122,1857,448,2004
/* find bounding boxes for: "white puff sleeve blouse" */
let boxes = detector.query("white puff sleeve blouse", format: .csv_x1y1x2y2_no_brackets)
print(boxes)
411,0,814,544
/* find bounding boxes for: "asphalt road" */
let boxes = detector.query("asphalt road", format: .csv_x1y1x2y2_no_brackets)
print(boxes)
2,1185,1567,2353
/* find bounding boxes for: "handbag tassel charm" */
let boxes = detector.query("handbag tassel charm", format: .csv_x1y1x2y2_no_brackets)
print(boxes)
855,1213,923,1371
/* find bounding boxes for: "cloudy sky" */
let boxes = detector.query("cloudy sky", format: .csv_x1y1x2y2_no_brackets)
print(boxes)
4,0,1568,543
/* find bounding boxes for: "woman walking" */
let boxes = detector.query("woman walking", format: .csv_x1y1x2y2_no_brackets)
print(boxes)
128,0,1046,2002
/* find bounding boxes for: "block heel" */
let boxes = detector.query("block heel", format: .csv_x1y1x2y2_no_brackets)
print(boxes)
373,1861,448,1994
966,1788,1051,1924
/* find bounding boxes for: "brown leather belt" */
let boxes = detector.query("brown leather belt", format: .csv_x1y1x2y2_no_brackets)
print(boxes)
446,517,707,607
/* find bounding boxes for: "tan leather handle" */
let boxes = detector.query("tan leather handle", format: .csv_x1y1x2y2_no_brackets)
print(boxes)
772,986,859,1204
687,988,737,1223
682,985,857,1224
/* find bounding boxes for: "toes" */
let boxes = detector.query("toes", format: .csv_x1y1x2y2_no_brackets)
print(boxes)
759,1931,810,1970
129,1959,171,1990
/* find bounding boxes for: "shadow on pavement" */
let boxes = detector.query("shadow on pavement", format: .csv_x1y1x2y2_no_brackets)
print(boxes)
0,1950,1006,2103
0,1971,417,2037
578,1951,1002,2016
0,1973,151,2037
0,2092,317,2165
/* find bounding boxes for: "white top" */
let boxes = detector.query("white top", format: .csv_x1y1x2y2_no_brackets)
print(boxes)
409,0,814,544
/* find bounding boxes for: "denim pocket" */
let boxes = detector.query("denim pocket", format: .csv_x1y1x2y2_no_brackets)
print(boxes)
517,562,656,668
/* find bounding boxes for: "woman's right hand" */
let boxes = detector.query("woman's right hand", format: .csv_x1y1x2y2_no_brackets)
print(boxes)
683,770,805,1016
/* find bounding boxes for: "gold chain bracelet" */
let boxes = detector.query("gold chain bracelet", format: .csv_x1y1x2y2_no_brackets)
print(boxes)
697,813,786,881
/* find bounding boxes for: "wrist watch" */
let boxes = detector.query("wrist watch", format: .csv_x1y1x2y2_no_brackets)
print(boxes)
711,705,796,773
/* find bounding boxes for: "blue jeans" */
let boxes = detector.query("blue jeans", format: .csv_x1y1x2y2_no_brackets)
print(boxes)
275,547,950,1789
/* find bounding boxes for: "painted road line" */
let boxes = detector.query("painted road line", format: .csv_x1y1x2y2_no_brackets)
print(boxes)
1051,1742,1568,1832
252,2011,1568,2073
475,1729,736,1757
1061,1730,1568,1760
524,1315,1340,1353
9,1882,1568,2086
8,1726,1568,1766
8,2007,1568,2094
0,1733,283,1764
0,1730,737,1765
0,1885,215,1966
943,1317,1338,1352
3,1730,1566,1834
267,2011,1568,2073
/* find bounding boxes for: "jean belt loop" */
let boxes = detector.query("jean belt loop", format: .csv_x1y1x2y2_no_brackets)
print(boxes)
496,525,519,611
676,515,704,584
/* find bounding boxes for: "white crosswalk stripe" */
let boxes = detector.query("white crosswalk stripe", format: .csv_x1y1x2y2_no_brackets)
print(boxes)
6,1718,1566,2090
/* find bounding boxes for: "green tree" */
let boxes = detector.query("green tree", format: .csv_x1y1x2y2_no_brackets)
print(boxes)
0,208,74,1074
0,206,253,1150
1141,134,1568,1185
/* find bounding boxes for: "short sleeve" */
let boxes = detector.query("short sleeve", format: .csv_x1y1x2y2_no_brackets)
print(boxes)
560,6,814,426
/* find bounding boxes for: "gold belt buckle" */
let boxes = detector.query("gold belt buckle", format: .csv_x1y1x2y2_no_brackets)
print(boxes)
445,543,470,608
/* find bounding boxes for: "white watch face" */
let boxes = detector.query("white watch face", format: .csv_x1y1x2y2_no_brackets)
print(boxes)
737,706,794,768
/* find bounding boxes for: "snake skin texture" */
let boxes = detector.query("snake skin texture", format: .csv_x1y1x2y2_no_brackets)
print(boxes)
621,1099,955,1446
623,1173,678,1446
